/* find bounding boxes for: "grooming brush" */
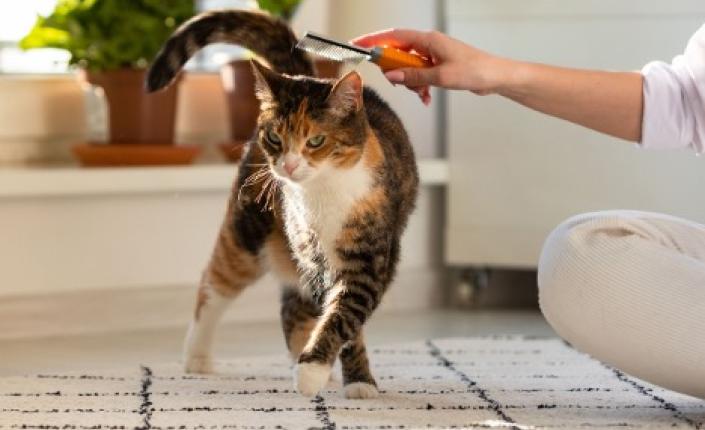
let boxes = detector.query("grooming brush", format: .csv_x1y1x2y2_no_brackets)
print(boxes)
296,31,433,71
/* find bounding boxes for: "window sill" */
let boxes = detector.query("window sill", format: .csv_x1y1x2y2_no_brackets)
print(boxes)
0,158,448,198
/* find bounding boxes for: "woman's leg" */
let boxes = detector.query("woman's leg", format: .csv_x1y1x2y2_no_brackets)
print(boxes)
538,210,705,399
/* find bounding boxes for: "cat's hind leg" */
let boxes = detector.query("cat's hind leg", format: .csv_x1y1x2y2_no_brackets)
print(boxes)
280,288,320,361
264,230,321,361
184,277,236,374
340,332,378,399
184,202,269,373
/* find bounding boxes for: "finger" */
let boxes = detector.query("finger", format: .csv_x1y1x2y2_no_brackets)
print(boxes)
409,86,432,106
407,85,430,98
384,67,439,88
350,28,432,55
384,70,405,84
421,86,431,103
421,93,432,106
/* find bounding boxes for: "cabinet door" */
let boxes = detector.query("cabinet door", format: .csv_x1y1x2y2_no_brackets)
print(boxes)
445,0,705,268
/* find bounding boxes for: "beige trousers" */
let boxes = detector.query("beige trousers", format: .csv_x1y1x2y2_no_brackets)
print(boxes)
538,210,705,400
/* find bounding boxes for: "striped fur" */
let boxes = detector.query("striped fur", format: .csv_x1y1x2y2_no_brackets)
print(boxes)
280,288,320,359
156,9,419,398
146,10,314,92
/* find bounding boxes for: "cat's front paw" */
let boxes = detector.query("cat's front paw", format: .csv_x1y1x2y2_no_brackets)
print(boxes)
184,355,214,374
294,361,332,397
344,382,379,399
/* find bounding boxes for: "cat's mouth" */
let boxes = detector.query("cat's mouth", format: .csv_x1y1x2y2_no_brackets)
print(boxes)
273,165,308,184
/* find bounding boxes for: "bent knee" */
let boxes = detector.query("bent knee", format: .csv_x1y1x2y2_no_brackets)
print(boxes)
537,211,652,288
538,213,603,293
537,212,634,338
537,211,664,336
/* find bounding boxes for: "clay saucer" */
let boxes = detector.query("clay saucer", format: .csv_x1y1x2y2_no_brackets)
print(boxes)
72,142,202,167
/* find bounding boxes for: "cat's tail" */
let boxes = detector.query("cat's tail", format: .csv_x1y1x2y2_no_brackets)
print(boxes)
146,10,314,92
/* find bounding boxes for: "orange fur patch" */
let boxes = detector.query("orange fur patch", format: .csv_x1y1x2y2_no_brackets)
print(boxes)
205,208,263,297
288,318,318,358
362,132,384,170
338,186,387,246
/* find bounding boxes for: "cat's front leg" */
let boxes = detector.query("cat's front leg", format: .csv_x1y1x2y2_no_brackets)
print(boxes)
340,332,378,399
294,278,383,397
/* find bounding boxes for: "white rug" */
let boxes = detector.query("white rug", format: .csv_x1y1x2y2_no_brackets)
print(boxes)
1,336,703,429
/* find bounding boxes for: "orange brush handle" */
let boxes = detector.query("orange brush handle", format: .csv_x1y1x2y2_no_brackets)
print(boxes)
373,46,433,71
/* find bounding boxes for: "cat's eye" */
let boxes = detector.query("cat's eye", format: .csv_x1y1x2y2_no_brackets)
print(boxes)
265,130,282,146
306,135,326,149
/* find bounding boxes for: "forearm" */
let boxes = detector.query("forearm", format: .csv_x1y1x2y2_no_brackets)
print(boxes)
354,29,646,142
493,59,644,142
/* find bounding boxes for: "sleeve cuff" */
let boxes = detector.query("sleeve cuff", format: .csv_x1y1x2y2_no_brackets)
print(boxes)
639,60,694,152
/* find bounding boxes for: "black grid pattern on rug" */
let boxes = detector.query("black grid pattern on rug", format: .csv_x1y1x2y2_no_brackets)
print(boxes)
1,336,704,429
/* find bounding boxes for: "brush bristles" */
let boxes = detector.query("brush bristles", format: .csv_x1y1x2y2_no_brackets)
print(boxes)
296,36,369,63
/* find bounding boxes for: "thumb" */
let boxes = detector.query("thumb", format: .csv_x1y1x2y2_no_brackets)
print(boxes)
385,67,438,87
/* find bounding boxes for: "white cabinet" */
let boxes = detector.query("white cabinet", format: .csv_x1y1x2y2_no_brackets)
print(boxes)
445,0,705,268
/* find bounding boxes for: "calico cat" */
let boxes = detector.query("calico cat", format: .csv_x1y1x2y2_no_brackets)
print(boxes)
147,10,419,399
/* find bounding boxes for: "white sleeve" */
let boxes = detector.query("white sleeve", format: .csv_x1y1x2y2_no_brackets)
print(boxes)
640,24,705,152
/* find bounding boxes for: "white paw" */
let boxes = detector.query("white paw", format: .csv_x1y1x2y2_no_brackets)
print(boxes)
294,362,332,397
344,382,379,399
184,355,214,374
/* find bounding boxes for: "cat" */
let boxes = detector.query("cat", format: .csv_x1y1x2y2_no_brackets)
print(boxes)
146,10,419,399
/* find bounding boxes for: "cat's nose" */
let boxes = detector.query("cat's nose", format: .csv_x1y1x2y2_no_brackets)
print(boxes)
284,159,300,175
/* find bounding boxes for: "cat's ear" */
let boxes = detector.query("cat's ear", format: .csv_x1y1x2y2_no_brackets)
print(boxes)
327,71,363,116
250,60,280,106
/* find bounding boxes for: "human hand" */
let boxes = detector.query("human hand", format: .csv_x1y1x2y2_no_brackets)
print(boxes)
351,29,508,105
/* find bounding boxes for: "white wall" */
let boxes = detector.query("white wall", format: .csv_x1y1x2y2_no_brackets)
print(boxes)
291,0,330,35
444,0,705,268
0,172,443,297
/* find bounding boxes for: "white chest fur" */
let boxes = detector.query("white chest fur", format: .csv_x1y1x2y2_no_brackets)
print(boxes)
283,161,373,268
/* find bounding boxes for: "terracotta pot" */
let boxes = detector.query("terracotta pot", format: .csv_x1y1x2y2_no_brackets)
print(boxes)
220,60,260,141
83,68,179,145
220,59,343,147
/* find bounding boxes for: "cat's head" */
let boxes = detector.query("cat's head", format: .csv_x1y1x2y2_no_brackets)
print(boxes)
251,61,368,184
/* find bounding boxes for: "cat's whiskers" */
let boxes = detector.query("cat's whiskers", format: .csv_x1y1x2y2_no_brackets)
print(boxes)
254,172,281,212
268,179,281,211
241,169,271,189
238,167,272,203
255,176,272,205
267,183,278,211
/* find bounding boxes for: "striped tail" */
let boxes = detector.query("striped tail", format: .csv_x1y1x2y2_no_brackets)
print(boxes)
146,10,314,92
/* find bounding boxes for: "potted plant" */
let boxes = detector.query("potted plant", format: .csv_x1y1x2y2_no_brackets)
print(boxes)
220,0,341,162
21,0,197,166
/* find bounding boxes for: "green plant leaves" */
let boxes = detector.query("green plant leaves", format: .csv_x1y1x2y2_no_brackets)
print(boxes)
256,0,301,21
20,0,195,71
19,21,70,51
